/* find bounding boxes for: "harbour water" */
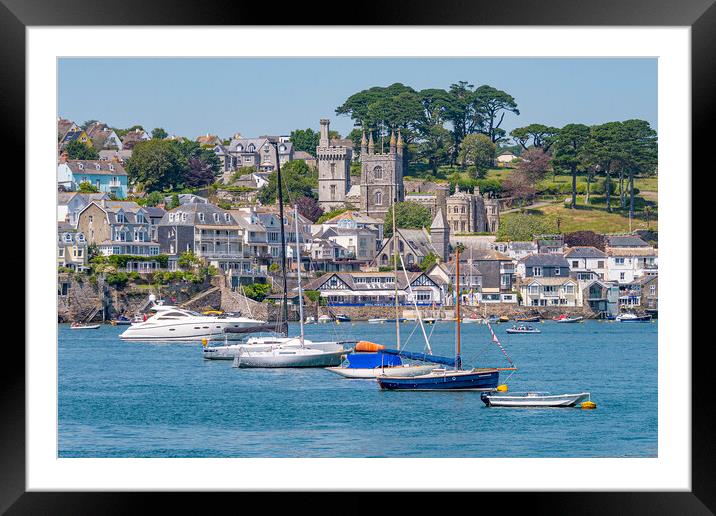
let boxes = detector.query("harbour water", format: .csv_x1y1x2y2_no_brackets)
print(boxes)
58,320,657,458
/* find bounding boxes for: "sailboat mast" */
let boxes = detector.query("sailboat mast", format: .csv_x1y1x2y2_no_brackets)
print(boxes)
456,247,461,369
392,196,401,349
274,142,289,325
293,205,305,347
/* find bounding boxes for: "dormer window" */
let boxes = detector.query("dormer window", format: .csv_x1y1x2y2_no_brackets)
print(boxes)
280,145,286,152
117,212,126,223
181,213,187,222
213,213,219,222
248,144,255,152
198,213,205,222
169,214,174,222
78,163,84,170
95,163,101,170
237,144,243,152
224,213,230,222
109,164,114,171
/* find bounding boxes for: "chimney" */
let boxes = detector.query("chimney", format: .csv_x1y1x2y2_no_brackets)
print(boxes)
319,119,330,147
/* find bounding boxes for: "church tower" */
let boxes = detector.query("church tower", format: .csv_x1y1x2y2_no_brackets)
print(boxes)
359,128,404,220
317,119,352,210
430,205,450,263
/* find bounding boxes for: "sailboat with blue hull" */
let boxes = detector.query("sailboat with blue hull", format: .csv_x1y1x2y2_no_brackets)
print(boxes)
377,244,514,392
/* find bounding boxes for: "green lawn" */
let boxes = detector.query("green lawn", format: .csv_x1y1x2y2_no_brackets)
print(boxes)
502,200,658,234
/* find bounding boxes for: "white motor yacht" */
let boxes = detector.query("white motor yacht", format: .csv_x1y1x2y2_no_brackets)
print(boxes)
203,336,351,360
119,305,265,341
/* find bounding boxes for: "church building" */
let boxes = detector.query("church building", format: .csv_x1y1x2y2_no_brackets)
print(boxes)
359,129,404,220
317,119,352,211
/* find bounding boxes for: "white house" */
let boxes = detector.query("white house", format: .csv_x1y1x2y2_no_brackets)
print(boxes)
518,277,580,307
605,235,658,284
564,246,608,281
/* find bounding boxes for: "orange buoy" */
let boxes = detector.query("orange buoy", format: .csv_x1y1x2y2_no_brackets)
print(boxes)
355,341,385,352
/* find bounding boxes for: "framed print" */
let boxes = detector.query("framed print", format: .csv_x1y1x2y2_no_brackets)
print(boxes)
5,0,712,512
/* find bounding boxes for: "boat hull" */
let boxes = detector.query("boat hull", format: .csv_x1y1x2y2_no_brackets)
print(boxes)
377,369,500,391
481,392,590,407
203,339,347,360
616,316,652,322
325,364,435,379
233,349,346,368
70,324,100,330
119,318,264,341
506,329,541,334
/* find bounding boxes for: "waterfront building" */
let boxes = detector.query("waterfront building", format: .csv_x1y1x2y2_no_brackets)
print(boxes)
518,276,580,307
458,248,517,303
605,235,658,284
57,222,88,272
303,270,443,307
77,200,160,258
564,246,608,281
580,279,620,316
57,156,129,198
157,203,246,273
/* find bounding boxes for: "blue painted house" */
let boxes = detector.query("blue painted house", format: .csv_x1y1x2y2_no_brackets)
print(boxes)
57,159,128,198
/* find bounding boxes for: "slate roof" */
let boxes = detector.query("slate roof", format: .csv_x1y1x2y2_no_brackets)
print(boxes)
564,246,608,259
521,276,577,286
606,235,649,247
521,253,570,267
64,160,127,176
159,203,238,227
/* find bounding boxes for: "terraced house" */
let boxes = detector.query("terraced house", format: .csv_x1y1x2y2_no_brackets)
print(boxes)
158,203,247,273
517,254,578,306
76,200,160,259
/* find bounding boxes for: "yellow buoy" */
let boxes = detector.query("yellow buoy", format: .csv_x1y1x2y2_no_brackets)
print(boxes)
201,338,208,347
581,401,597,410
496,384,508,392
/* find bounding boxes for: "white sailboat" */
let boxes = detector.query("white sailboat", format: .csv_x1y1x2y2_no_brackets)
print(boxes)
232,203,350,368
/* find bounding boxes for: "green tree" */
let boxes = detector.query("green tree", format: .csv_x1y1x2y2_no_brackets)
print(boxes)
167,193,181,210
151,127,168,140
125,139,187,192
472,85,520,143
552,124,590,209
419,252,439,271
243,283,272,302
510,124,559,151
178,250,201,270
496,213,557,242
289,128,320,156
384,201,433,238
257,160,318,205
77,181,100,193
457,133,496,177
64,139,99,160
585,122,624,212
619,119,658,220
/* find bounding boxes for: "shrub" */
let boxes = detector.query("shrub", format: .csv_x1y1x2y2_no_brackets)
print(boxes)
106,272,129,288
243,283,272,302
304,290,320,303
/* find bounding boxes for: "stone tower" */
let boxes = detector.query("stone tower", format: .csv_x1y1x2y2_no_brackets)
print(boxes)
317,119,352,211
484,193,500,233
359,128,404,220
430,207,450,263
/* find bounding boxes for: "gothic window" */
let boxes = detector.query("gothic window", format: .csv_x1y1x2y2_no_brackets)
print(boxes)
373,166,383,180
461,206,466,213
453,206,458,214
461,222,466,231
330,185,336,201
374,191,382,205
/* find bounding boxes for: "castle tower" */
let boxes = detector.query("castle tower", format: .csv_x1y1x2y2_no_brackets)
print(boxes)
485,195,500,233
316,118,352,211
430,207,450,263
359,128,404,220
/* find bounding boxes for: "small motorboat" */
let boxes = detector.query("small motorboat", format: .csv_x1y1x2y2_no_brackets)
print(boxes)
110,315,132,326
481,391,591,407
498,315,510,323
335,314,351,323
317,315,332,324
514,316,540,323
506,325,541,334
368,318,387,324
422,318,437,325
70,322,100,330
616,313,652,322
304,316,316,324
553,314,584,323
461,316,484,324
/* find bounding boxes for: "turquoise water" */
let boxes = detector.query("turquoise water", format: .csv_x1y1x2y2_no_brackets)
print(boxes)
58,320,657,457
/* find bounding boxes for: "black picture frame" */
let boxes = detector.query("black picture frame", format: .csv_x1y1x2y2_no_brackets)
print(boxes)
5,0,709,512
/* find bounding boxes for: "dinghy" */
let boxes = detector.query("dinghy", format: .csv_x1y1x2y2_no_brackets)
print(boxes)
481,392,591,407
70,323,100,330
616,313,652,322
506,325,541,334
553,314,584,323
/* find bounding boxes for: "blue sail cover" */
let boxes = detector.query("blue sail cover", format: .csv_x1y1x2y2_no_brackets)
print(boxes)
380,348,458,367
345,352,402,369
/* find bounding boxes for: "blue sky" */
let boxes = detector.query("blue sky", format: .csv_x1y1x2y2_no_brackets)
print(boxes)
58,58,657,139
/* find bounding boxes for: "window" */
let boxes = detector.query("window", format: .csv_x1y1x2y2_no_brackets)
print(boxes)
58,248,64,257
373,166,383,180
615,258,625,265
88,215,93,223
563,284,574,294
374,191,382,205
555,268,561,276
532,267,542,277
117,212,126,223
597,260,605,268
224,213,230,222
461,206,465,214
620,272,625,280
650,285,656,295
529,284,540,294
572,260,579,268
198,213,205,222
